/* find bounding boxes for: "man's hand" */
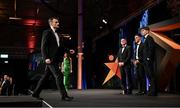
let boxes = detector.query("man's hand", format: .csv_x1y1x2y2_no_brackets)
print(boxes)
133,60,139,65
119,62,124,67
45,59,51,64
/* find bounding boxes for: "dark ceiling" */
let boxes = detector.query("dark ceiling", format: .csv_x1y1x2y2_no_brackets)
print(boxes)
0,0,159,52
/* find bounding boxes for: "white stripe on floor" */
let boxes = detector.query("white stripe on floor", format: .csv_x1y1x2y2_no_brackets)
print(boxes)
42,100,53,108
29,89,53,108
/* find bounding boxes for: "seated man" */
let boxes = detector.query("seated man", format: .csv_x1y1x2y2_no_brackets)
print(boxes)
0,75,10,96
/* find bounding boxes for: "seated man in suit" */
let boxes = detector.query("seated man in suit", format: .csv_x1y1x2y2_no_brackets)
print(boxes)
0,75,10,96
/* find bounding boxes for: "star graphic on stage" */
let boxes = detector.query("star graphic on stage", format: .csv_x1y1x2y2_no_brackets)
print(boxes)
102,58,121,85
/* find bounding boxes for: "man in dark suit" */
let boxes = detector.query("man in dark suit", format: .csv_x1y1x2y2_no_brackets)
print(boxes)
133,34,146,95
117,38,132,95
32,17,73,101
140,26,157,96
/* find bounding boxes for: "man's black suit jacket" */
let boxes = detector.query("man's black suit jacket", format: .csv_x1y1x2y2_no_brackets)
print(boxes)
1,80,10,95
136,42,144,62
41,28,65,63
143,35,155,61
117,45,131,68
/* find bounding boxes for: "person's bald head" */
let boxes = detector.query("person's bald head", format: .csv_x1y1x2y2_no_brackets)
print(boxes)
120,38,127,47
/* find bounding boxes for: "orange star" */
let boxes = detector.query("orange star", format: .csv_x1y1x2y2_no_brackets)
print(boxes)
102,58,121,85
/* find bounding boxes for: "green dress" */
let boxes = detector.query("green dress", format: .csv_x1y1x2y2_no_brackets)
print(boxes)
63,57,71,90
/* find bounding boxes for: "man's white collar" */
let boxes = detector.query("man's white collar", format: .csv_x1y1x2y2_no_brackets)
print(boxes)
145,34,149,38
50,26,56,32
137,41,141,45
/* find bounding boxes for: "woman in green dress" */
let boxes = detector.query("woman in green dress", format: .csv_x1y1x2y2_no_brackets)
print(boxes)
61,52,72,90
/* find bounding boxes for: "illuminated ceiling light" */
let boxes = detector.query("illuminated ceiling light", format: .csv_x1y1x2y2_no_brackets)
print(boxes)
99,26,103,29
102,19,108,24
0,54,8,58
4,61,8,64
9,17,22,20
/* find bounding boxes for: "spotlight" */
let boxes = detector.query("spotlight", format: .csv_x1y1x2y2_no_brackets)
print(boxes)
102,19,108,24
0,54,8,58
4,61,8,64
99,26,103,29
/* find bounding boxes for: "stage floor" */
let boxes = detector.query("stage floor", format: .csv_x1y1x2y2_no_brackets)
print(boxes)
37,89,180,107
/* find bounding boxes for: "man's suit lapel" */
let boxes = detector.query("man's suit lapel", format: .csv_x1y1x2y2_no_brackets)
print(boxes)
50,29,59,47
139,43,143,51
120,48,123,54
144,35,150,43
122,46,127,54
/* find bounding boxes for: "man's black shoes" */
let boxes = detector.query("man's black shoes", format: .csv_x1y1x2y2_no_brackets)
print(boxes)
135,91,146,95
147,92,158,96
61,96,74,101
32,93,74,101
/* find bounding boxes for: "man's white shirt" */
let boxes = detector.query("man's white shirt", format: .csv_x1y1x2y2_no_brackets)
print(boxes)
51,26,60,47
135,41,141,60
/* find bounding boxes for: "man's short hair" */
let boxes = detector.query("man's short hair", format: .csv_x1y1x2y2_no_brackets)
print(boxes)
140,26,150,31
135,34,142,37
48,17,59,24
121,38,127,40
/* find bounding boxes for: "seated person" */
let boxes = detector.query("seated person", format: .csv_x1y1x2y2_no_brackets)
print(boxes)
0,75,10,96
